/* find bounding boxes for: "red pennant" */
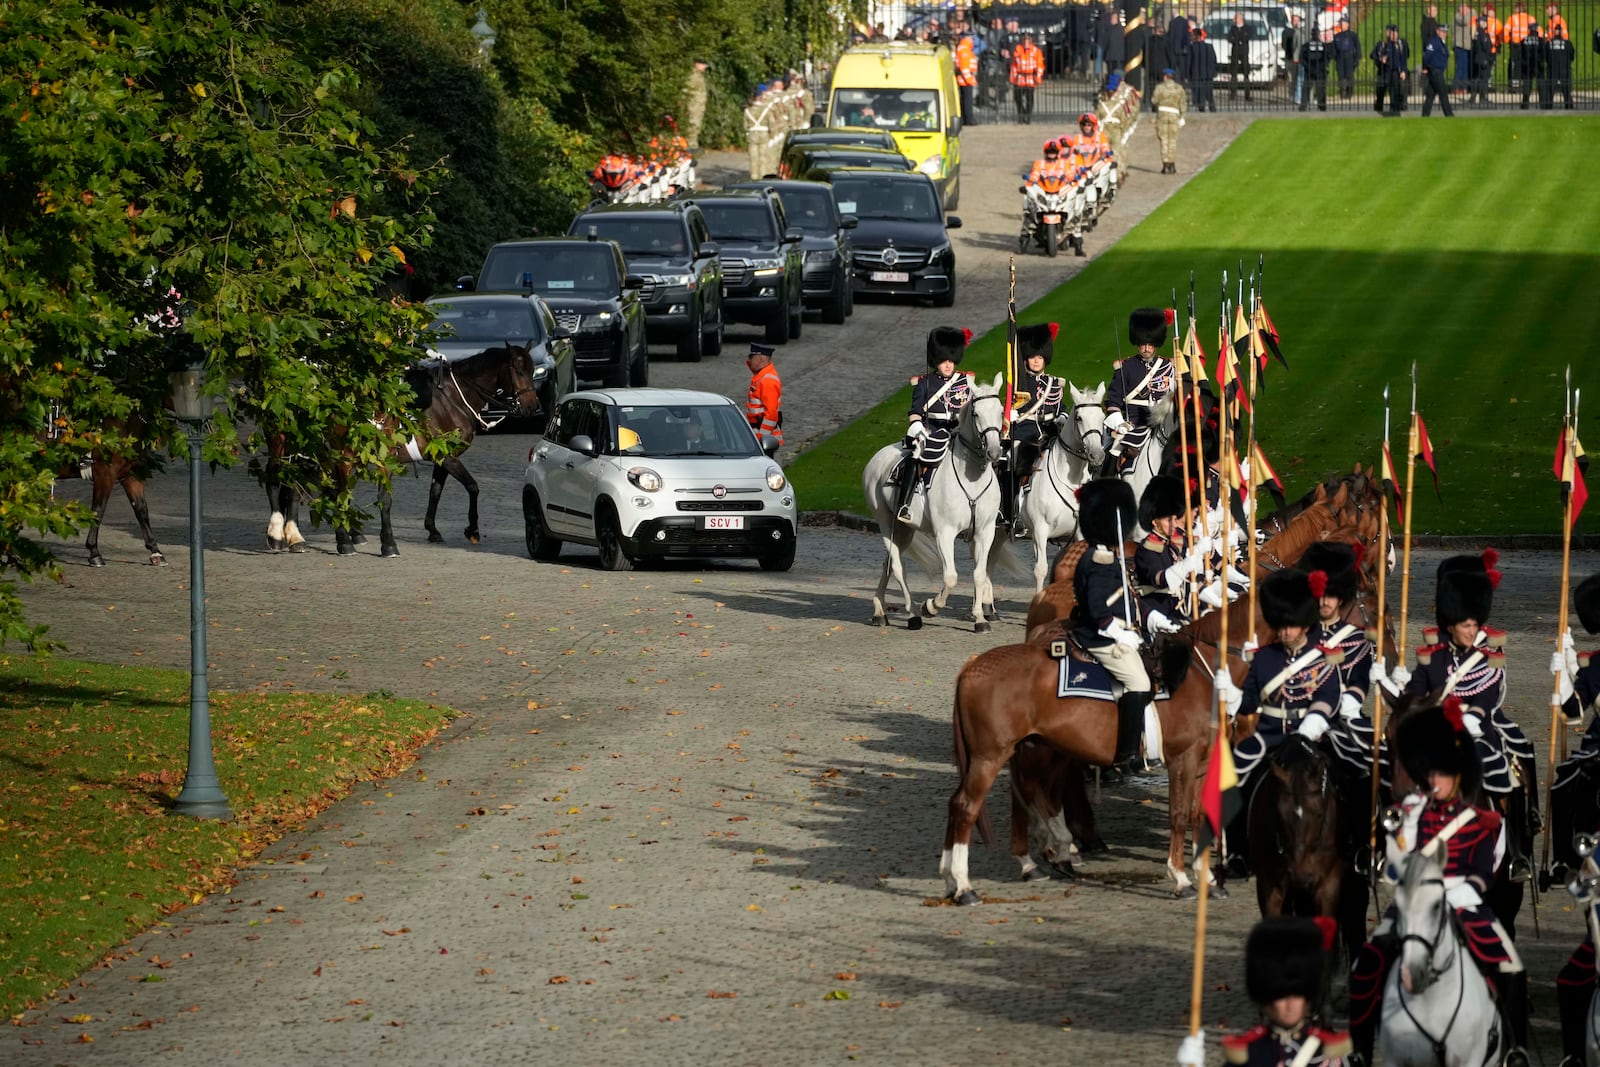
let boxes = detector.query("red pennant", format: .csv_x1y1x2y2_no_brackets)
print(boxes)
1415,414,1441,500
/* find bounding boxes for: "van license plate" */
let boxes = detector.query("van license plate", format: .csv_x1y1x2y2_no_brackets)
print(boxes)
1042,213,1062,224
704,516,744,530
870,271,910,283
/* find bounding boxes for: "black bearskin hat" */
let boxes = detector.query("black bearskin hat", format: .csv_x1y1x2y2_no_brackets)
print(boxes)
1300,541,1358,604
1078,479,1136,547
1396,699,1481,796
1017,322,1059,366
1575,573,1600,635
1260,568,1319,631
1435,551,1498,631
1245,917,1326,1004
927,326,972,368
1128,307,1168,349
1138,475,1186,530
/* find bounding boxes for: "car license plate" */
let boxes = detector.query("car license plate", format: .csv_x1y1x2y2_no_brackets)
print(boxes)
704,516,744,530
1042,213,1062,224
870,271,910,283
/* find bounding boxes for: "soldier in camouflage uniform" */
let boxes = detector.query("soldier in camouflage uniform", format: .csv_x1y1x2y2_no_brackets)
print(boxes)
684,60,709,151
1152,67,1186,174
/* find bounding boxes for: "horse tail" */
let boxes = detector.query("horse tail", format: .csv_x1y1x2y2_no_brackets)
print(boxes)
952,673,993,846
902,531,945,582
985,533,1030,581
1160,638,1192,695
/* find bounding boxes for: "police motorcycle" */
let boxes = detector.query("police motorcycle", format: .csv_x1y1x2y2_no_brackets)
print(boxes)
1017,167,1076,258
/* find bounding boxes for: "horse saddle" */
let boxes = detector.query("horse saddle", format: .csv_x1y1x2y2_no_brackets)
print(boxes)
1048,636,1171,702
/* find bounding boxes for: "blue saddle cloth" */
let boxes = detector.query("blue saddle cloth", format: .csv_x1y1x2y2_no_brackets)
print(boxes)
1052,645,1170,701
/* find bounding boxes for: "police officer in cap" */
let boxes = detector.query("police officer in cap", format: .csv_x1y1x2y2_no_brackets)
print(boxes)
1003,321,1066,530
896,326,974,523
1194,916,1350,1066
1103,307,1175,476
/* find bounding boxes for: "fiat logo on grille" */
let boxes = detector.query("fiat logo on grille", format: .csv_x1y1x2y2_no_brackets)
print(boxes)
881,247,899,267
712,485,727,499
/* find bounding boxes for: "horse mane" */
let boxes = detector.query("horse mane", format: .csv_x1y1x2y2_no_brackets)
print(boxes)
1274,733,1327,776
404,363,436,412
1160,638,1192,694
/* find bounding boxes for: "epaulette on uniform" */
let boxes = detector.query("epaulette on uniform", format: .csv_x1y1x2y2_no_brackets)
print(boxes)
1318,645,1345,666
959,369,975,376
1143,533,1164,549
1422,625,1440,642
1484,647,1506,665
1113,358,1126,369
1221,1026,1266,1065
1364,626,1381,643
909,375,922,385
1581,651,1596,669
1311,1028,1352,1058
1417,643,1444,666
1483,625,1507,649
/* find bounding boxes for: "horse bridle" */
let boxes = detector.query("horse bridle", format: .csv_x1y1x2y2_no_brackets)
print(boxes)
1034,401,1105,514
954,393,1006,464
442,359,539,432
1394,874,1482,1067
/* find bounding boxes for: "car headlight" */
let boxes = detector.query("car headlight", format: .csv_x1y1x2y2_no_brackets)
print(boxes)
930,242,952,262
918,156,943,177
659,273,695,288
582,312,614,328
804,249,835,263
751,257,784,276
531,364,550,380
627,467,663,492
766,466,786,492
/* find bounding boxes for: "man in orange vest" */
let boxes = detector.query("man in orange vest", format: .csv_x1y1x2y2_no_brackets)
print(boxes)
1009,31,1045,124
1544,3,1569,40
745,343,782,455
1504,0,1536,86
954,25,979,125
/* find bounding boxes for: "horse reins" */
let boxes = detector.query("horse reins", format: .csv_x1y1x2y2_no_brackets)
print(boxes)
1394,874,1485,1067
1036,401,1105,514
442,360,537,433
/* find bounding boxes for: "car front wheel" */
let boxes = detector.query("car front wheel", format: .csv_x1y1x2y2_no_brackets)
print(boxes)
596,503,634,572
759,538,796,572
523,489,562,561
677,308,704,362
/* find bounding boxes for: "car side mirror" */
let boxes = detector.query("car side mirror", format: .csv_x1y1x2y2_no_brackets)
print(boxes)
810,112,826,128
762,437,781,458
568,434,598,457
948,116,962,136
624,274,645,290
945,215,963,229
698,241,721,258
455,275,476,291
784,229,803,243
550,326,573,341
839,214,859,229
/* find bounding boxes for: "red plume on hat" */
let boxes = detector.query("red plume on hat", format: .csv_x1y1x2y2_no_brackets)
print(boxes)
1163,307,1177,326
1048,322,1060,341
1482,547,1502,588
1442,696,1467,735
961,327,974,346
1307,570,1328,599
1351,541,1367,569
1311,916,1338,952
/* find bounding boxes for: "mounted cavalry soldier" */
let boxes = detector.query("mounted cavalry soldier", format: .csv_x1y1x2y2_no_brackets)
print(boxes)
1069,480,1182,772
1198,916,1352,1066
1303,540,1381,866
1398,551,1541,881
1103,306,1175,476
1347,701,1530,1067
1002,321,1066,529
1543,573,1600,887
1220,567,1341,876
1134,474,1202,625
895,326,975,524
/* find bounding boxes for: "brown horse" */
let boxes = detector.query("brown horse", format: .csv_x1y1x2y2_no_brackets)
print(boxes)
263,344,541,556
50,414,168,568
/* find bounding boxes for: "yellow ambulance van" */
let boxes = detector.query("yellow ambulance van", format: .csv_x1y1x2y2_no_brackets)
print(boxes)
825,43,963,209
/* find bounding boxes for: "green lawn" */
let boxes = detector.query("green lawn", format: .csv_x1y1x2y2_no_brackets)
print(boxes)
0,655,456,1016
788,117,1600,535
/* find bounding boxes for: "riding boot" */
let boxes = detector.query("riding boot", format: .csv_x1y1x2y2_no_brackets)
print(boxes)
893,466,917,524
1504,789,1533,882
1349,934,1398,1067
1114,691,1148,767
997,465,1015,526
1500,969,1530,1057
1558,976,1593,1064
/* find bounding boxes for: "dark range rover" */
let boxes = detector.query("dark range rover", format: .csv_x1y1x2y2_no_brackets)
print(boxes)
567,201,725,363
725,179,856,325
821,169,961,308
688,190,805,345
456,236,648,387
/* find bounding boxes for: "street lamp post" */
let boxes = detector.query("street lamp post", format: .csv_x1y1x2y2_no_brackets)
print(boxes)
167,358,232,821
470,7,497,62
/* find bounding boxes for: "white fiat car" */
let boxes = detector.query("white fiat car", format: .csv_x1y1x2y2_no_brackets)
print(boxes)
523,388,798,571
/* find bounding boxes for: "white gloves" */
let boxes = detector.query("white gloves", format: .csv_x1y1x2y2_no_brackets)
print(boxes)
1460,711,1485,739
1104,410,1128,434
1297,714,1331,742
1191,534,1216,557
1564,630,1580,675
1444,880,1483,909
906,421,927,440
1165,563,1189,596
1553,652,1577,704
1228,525,1248,549
1339,692,1364,720
1215,676,1243,720
1100,619,1142,650
1242,637,1260,659
1389,664,1413,690
1177,1030,1205,1066
1199,581,1225,609
1147,610,1181,635
1204,508,1223,537
1178,117,1187,128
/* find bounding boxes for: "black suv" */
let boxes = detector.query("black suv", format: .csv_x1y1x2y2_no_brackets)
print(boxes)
820,169,961,308
567,201,724,363
455,236,648,388
725,179,856,325
688,190,805,345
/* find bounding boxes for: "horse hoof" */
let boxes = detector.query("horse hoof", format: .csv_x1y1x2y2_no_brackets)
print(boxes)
869,615,888,627
287,542,307,554
974,621,992,634
352,533,368,546
380,543,400,559
88,555,106,568
1175,884,1199,901
336,543,356,556
1045,860,1077,880
266,538,282,553
1081,837,1109,854
149,553,167,567
1207,883,1229,900
906,616,923,631
464,529,480,544
921,599,938,617
427,532,445,544
1021,867,1052,883
953,889,982,907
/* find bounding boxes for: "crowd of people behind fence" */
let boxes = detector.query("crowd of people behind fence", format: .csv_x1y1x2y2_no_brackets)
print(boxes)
847,1,1586,115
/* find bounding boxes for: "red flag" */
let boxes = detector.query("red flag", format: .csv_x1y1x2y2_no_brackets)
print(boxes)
1255,301,1287,370
1381,442,1403,521
1197,736,1241,854
1214,336,1251,417
1249,441,1283,493
1183,324,1207,381
1555,427,1590,527
1415,414,1441,499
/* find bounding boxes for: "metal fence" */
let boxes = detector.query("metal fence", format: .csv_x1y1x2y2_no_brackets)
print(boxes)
859,1,1600,117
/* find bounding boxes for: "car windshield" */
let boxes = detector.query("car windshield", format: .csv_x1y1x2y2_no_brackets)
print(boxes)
480,246,616,295
833,88,941,132
425,301,541,344
775,187,838,234
582,217,689,258
828,176,941,222
612,403,760,458
697,202,778,243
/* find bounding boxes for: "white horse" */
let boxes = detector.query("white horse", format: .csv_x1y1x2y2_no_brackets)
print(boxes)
862,373,1006,633
1016,381,1107,592
1566,839,1600,1066
1382,840,1504,1067
1117,390,1180,538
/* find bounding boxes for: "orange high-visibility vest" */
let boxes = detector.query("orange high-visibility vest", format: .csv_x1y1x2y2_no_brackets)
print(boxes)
1027,157,1073,184
955,37,978,86
1010,40,1045,86
747,363,783,446
1546,12,1569,37
1505,11,1534,41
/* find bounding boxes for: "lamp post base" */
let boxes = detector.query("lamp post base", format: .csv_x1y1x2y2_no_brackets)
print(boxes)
171,791,234,821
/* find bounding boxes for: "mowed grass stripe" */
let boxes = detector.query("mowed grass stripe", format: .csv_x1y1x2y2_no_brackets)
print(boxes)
788,117,1600,534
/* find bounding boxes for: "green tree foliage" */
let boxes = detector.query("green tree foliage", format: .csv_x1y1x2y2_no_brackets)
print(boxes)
0,1,438,649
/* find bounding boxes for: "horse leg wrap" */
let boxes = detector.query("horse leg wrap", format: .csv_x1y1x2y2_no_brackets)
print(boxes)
1114,692,1147,766
1142,703,1164,764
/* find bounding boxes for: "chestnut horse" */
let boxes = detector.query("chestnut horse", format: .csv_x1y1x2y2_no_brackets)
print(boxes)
46,413,168,568
263,344,540,556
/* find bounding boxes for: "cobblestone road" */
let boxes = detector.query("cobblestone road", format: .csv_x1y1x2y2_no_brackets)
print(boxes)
9,116,1594,1066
